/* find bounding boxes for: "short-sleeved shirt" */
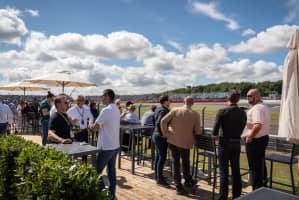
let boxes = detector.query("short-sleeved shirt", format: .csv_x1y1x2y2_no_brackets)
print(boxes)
40,100,51,121
246,102,270,138
48,112,71,139
95,103,120,150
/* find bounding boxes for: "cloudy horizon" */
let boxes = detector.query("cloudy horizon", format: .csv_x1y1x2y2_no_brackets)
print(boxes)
0,1,298,96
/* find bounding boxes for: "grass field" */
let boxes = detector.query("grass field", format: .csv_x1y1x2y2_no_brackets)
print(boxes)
138,103,296,193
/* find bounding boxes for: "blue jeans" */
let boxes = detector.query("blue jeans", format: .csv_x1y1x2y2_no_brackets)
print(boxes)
96,149,119,198
152,133,168,181
41,120,49,146
0,123,7,134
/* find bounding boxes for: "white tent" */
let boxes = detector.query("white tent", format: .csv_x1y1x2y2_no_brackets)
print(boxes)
278,29,299,143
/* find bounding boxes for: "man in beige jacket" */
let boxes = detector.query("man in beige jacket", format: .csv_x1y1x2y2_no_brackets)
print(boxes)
161,96,201,195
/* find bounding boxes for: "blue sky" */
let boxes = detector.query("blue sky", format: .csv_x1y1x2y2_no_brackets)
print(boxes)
0,0,298,95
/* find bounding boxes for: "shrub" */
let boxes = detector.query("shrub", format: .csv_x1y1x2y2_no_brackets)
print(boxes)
0,135,110,200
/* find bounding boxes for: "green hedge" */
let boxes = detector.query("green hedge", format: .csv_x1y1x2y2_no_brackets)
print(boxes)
0,135,110,200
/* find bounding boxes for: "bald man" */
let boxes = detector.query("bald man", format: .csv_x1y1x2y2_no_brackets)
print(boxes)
244,89,270,190
161,96,201,195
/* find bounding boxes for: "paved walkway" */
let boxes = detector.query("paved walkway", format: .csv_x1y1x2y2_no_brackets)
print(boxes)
22,135,252,200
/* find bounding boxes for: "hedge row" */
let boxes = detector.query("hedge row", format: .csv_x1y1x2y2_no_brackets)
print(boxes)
0,135,110,200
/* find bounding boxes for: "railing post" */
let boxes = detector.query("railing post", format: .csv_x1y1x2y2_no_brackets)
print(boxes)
202,106,206,133
138,104,142,120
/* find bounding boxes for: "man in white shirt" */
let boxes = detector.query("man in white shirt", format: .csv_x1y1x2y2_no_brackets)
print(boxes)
67,95,94,143
91,89,120,200
0,100,14,134
244,88,270,190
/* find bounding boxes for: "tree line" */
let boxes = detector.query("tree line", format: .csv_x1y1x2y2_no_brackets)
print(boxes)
169,80,282,97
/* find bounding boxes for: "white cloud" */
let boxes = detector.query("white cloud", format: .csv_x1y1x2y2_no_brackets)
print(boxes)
0,7,28,45
186,43,230,72
242,28,256,37
284,0,299,23
229,25,299,54
167,40,183,51
209,59,282,83
190,1,239,30
0,27,283,95
24,31,152,60
25,9,39,17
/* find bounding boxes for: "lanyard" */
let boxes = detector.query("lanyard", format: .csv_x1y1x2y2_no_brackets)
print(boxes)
57,112,71,128
75,106,85,125
76,106,84,119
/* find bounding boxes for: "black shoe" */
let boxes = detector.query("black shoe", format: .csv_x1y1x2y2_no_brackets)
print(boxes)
157,179,170,187
176,185,187,195
184,179,198,188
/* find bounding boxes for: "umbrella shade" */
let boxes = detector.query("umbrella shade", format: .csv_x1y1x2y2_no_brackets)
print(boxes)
24,72,96,92
0,82,48,96
278,29,299,143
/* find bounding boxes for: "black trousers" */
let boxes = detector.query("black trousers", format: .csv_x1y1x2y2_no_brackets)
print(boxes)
169,144,192,187
74,129,88,162
74,129,88,143
245,135,269,190
218,140,242,200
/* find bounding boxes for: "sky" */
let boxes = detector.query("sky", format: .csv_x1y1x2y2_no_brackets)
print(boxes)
0,0,298,96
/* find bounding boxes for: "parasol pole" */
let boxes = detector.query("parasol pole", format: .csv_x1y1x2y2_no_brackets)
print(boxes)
62,82,65,93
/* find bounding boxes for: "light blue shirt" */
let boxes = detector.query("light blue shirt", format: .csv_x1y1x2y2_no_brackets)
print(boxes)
123,111,139,124
141,110,155,126
0,103,13,124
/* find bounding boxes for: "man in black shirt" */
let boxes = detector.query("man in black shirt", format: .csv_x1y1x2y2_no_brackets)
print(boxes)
48,95,72,144
213,90,247,200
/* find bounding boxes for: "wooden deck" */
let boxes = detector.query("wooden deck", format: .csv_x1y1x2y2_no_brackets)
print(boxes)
23,135,253,200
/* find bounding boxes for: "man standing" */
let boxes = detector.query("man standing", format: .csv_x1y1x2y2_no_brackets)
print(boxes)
213,90,247,200
47,96,72,144
40,91,55,145
0,100,13,134
243,89,270,190
152,95,171,186
161,96,201,195
91,89,120,200
67,95,94,143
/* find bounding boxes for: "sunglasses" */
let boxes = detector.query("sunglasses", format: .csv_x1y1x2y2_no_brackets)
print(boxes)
247,95,253,98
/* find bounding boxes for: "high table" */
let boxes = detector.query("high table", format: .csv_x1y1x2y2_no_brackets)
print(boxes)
118,124,154,174
236,187,299,200
48,142,100,166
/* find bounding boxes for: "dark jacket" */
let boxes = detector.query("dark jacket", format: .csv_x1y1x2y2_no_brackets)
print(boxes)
153,105,169,136
213,105,247,140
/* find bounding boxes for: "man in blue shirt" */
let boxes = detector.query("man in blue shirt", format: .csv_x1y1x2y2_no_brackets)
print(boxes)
141,105,157,126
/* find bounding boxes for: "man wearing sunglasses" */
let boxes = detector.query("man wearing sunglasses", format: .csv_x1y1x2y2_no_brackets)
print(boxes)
243,88,270,190
48,95,72,144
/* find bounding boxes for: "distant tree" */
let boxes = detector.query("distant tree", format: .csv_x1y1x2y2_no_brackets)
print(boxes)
167,80,282,97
